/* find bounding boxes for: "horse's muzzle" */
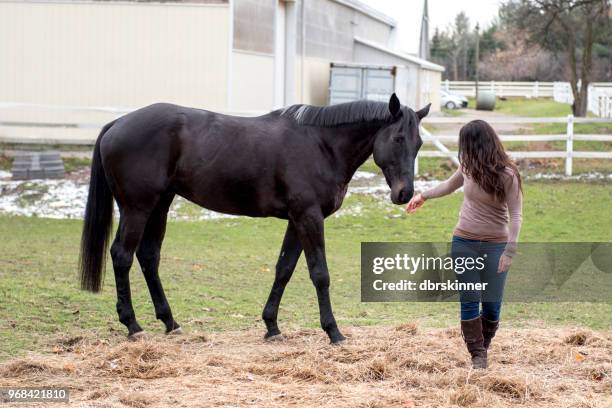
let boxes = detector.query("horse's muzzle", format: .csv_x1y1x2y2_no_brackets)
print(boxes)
391,186,413,205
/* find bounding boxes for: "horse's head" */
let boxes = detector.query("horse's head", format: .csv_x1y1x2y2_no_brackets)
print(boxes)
373,94,430,205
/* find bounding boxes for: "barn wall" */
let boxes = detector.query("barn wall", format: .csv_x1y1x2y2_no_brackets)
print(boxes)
233,0,275,54
0,1,230,141
231,50,275,111
297,0,392,60
419,69,442,112
295,58,331,106
353,42,407,68
353,42,441,112
395,66,420,109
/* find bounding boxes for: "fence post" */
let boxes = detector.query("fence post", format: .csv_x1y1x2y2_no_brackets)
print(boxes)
490,81,495,92
414,156,419,177
534,81,539,98
445,79,449,91
565,114,574,176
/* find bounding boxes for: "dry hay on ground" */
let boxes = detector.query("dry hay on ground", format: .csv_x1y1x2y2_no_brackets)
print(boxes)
0,325,610,407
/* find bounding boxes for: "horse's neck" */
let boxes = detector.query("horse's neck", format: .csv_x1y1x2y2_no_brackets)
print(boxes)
325,122,383,184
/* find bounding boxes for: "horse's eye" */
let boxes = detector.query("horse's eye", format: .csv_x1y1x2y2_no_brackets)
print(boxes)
393,136,404,144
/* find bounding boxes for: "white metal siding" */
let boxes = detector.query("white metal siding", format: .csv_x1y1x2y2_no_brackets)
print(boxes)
0,1,230,124
231,50,274,111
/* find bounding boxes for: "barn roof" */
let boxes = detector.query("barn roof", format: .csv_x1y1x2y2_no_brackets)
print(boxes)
331,0,397,28
354,37,445,72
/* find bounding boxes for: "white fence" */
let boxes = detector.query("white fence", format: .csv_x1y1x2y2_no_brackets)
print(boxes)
444,80,612,118
419,115,612,176
444,80,556,98
553,82,612,119
0,103,610,177
589,88,612,118
553,82,612,118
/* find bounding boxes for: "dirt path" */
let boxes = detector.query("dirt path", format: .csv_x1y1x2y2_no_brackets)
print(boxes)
1,325,610,407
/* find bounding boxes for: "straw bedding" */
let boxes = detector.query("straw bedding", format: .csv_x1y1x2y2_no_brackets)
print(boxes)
1,324,610,407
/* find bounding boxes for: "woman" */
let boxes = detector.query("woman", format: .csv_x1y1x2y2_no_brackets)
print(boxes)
406,120,523,369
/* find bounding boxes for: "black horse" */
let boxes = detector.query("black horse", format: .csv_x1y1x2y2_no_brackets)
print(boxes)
79,94,429,343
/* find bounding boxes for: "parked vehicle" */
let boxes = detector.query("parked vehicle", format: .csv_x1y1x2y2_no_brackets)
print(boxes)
441,89,468,109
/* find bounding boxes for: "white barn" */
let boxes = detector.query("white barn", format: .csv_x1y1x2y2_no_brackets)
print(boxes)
0,0,442,143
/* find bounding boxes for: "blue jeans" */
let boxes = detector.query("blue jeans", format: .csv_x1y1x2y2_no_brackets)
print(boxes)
451,235,508,321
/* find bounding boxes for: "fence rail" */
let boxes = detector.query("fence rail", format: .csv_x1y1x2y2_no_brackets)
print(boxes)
444,80,557,98
419,115,612,176
0,103,610,177
444,80,612,119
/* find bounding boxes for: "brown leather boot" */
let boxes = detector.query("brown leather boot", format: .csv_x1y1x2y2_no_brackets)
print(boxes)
481,317,499,350
461,318,487,369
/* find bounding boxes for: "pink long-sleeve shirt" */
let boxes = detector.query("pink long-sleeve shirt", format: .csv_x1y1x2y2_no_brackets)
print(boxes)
422,167,523,257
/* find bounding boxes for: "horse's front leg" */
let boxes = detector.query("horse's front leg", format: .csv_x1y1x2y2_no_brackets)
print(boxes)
291,207,346,344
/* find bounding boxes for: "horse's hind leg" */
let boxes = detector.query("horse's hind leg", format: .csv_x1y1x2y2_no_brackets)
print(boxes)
111,209,150,339
136,193,180,334
262,222,302,339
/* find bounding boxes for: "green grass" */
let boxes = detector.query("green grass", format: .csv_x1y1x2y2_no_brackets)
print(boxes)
441,108,466,117
465,96,584,117
494,97,573,117
361,157,457,180
63,157,91,173
0,153,12,171
1,181,611,360
517,122,612,137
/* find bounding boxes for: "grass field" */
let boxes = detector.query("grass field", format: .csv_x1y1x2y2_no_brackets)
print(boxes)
1,181,611,361
465,96,573,117
494,97,573,117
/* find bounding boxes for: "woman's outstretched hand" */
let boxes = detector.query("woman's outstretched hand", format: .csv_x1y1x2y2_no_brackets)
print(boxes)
405,193,426,213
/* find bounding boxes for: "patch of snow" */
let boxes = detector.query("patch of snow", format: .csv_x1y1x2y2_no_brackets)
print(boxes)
347,179,450,201
0,176,449,221
333,203,364,218
0,179,88,219
1,170,607,221
353,171,376,180
527,172,612,181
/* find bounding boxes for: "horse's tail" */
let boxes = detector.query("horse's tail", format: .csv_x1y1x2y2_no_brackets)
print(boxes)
79,121,116,292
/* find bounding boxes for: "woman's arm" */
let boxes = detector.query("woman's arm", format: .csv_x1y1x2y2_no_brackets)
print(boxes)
503,172,523,257
405,168,464,213
421,168,464,200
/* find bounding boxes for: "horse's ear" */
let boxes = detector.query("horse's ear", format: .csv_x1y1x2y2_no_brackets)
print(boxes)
416,103,431,120
388,93,401,118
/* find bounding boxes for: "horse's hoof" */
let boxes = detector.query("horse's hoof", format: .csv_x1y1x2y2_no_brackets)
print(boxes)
128,331,148,342
166,327,183,336
330,334,347,345
331,338,347,346
264,334,285,342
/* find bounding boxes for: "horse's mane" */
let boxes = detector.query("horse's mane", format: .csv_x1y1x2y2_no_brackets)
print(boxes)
280,100,394,127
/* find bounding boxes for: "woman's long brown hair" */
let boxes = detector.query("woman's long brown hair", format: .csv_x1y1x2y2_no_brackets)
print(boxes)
458,120,522,202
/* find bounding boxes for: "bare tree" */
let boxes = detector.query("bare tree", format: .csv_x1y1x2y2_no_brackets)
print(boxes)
502,0,610,116
479,28,565,81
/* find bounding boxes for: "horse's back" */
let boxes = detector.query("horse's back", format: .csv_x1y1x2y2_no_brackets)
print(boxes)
99,103,195,207
97,103,299,216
